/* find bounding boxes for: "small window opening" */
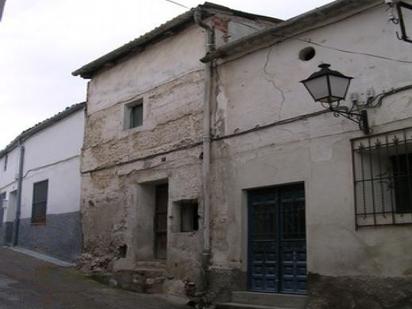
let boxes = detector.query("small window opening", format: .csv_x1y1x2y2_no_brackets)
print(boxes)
175,200,199,232
118,244,127,258
299,47,316,61
125,99,143,129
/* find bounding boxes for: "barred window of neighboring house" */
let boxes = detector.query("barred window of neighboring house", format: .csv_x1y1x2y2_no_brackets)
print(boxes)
31,180,48,224
352,128,412,228
0,192,5,227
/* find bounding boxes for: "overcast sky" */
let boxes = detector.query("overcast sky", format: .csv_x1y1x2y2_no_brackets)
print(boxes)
0,0,332,149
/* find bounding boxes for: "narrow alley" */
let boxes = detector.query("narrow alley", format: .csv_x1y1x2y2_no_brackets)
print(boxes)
0,248,188,309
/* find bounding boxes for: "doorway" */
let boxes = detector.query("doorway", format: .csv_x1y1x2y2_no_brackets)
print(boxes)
247,183,306,294
154,184,168,259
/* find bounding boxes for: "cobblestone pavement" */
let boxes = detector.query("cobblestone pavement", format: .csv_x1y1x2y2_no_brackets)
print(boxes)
0,248,189,309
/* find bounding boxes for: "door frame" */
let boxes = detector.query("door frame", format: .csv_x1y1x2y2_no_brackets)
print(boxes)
246,182,307,294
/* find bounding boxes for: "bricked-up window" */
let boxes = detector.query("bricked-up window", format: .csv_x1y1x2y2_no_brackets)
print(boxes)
352,128,412,228
31,180,48,224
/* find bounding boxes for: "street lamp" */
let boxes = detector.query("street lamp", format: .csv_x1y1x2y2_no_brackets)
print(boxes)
301,63,369,134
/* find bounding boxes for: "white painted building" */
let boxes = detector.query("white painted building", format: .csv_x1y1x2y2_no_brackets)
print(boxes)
0,102,85,262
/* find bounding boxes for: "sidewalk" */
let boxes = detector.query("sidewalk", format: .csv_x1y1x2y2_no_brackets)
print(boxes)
7,246,75,267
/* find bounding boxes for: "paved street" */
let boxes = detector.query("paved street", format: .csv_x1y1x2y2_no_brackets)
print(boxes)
0,248,189,309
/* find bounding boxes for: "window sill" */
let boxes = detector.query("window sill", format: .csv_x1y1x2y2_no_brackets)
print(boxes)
119,124,148,138
357,212,412,228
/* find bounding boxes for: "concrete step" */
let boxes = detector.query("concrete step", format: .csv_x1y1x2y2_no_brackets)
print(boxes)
231,291,307,308
135,260,166,269
216,303,291,309
131,261,167,294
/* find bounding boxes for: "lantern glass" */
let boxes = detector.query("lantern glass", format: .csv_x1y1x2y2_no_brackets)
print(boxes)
329,75,351,101
301,64,352,104
303,75,329,102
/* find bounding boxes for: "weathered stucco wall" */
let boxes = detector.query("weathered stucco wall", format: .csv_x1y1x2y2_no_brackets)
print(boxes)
81,2,412,302
81,24,207,290
210,2,412,284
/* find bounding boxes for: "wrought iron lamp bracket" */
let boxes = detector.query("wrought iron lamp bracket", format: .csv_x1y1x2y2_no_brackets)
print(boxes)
326,101,370,134
389,1,412,43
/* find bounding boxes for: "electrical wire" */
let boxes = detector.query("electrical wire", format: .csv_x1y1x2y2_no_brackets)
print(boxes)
215,3,412,66
295,37,412,64
164,0,189,9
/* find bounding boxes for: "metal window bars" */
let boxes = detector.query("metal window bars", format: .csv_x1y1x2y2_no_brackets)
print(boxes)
351,127,412,228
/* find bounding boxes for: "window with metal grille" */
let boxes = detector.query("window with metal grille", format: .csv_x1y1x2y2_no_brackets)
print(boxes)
352,128,412,228
396,1,412,43
31,180,48,224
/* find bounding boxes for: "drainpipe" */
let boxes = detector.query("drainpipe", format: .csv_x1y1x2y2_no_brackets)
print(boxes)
13,141,24,246
194,8,215,289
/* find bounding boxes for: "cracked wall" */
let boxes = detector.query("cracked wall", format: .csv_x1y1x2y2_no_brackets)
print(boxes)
80,24,206,291
80,3,412,301
79,12,276,295
208,3,412,299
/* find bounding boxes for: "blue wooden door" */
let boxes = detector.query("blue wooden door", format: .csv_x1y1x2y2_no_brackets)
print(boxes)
248,184,306,294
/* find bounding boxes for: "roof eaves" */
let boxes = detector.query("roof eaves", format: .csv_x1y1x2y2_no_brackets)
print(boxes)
201,0,382,63
0,102,86,158
72,2,282,79
201,2,283,23
72,9,196,79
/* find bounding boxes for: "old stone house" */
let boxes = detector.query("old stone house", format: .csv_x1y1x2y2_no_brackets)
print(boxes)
73,0,412,308
0,103,85,262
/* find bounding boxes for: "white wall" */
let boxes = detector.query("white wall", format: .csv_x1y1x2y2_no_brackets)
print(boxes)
0,109,85,222
87,25,205,116
212,2,412,277
0,146,20,192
